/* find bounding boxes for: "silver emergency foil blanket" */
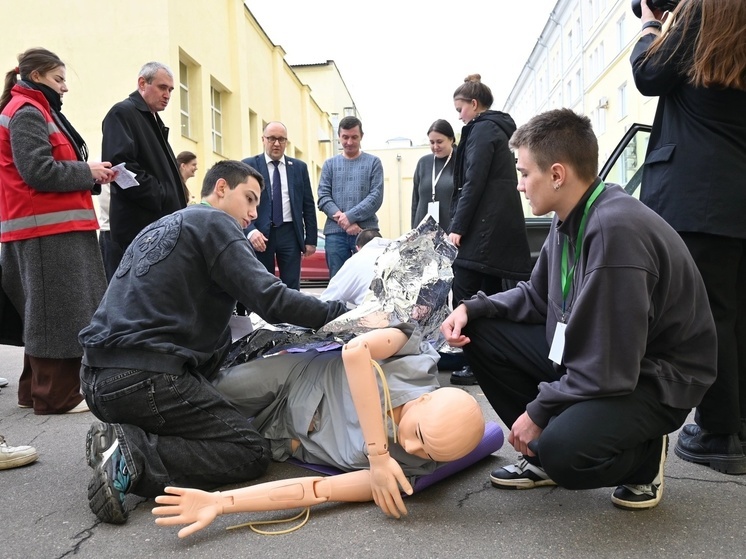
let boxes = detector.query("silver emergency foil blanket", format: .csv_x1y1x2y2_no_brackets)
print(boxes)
221,216,456,369
319,215,456,343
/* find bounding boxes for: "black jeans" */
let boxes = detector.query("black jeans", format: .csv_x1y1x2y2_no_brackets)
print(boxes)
81,366,270,498
464,317,689,488
451,263,505,305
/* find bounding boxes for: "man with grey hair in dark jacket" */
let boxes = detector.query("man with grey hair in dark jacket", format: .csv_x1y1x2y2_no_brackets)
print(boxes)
102,61,186,261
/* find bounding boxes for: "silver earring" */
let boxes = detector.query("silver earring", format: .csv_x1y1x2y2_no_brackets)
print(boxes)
553,183,561,191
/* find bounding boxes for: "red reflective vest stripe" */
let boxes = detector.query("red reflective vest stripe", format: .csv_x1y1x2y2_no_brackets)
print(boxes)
0,85,98,242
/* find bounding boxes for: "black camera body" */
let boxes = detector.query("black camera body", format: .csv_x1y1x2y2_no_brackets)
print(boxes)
631,0,680,18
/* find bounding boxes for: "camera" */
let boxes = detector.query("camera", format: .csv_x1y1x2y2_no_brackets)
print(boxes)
631,0,680,18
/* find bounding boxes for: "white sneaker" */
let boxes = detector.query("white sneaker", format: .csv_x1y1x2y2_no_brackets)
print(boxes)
0,435,38,470
490,458,557,489
0,377,9,388
611,434,668,510
65,400,90,414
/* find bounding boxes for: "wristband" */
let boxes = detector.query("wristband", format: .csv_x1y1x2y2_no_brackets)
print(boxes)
642,20,662,31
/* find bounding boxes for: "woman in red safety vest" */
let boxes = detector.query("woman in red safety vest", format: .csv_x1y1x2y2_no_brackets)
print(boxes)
0,47,115,414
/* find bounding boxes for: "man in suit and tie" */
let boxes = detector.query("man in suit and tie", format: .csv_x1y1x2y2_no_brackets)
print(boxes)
242,122,317,290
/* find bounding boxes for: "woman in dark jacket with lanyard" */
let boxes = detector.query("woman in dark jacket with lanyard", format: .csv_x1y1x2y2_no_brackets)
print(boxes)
631,0,746,474
0,48,114,414
448,74,532,385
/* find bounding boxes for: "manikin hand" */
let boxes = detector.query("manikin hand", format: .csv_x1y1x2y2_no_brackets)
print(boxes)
440,304,471,348
152,486,223,538
367,451,412,518
509,412,543,457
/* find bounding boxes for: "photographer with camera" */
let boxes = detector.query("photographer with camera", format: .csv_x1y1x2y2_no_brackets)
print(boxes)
631,0,746,475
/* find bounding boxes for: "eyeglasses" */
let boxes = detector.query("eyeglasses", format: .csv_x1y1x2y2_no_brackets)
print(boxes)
264,136,287,145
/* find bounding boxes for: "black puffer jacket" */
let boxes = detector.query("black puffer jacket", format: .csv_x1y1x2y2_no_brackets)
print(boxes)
450,110,531,280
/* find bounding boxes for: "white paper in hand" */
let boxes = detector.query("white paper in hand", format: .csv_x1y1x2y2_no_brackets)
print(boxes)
111,163,140,189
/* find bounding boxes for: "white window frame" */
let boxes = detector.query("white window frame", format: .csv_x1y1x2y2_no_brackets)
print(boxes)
617,82,628,119
179,62,190,138
211,86,223,154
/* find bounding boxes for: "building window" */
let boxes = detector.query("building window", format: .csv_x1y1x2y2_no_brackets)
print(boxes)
618,82,628,119
593,104,607,134
179,62,190,138
211,86,223,154
617,14,627,52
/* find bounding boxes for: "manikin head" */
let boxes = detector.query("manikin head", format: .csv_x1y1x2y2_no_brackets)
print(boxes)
398,387,485,462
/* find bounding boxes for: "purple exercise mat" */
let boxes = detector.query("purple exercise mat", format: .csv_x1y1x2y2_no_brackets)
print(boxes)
288,421,504,494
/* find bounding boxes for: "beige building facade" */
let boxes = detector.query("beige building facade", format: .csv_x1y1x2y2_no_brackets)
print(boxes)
503,0,658,167
0,0,354,215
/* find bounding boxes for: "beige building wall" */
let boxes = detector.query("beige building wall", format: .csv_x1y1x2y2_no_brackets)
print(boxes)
504,0,658,171
1,0,351,210
292,62,358,150
366,146,430,239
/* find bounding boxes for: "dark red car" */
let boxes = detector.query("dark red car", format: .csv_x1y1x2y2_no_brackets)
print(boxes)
274,233,330,284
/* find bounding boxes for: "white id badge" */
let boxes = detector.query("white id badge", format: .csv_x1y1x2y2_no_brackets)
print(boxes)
548,322,567,365
427,201,440,222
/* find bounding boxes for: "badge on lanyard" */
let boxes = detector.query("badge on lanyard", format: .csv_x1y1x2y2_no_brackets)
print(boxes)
551,181,605,365
429,152,452,224
548,322,567,365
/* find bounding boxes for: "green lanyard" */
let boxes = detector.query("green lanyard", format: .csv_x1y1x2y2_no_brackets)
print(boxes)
200,200,212,207
560,181,605,316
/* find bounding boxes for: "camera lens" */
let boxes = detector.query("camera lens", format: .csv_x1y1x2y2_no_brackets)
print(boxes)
631,0,643,18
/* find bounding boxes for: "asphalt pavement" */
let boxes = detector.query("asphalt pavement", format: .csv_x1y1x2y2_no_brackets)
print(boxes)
2,341,745,558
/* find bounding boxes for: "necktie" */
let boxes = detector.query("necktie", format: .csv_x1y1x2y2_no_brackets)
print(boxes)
271,160,283,226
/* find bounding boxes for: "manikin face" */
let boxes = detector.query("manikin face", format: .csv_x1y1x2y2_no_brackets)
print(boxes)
339,125,363,158
217,176,261,230
454,97,479,123
138,68,174,113
429,131,454,158
31,65,68,98
262,122,288,161
516,146,559,217
397,393,437,460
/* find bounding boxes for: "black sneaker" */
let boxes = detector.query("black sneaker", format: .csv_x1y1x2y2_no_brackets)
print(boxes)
611,435,667,510
490,458,557,489
86,422,118,469
450,366,478,386
87,430,131,524
675,424,746,475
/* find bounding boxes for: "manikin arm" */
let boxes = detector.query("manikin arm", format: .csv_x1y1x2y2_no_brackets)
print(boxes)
341,328,413,518
153,471,373,538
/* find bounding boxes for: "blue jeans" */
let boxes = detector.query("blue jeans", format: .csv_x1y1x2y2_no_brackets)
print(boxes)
81,366,270,498
324,232,358,278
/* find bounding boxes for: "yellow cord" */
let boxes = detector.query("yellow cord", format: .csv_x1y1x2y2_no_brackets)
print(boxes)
226,507,311,535
370,359,397,444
